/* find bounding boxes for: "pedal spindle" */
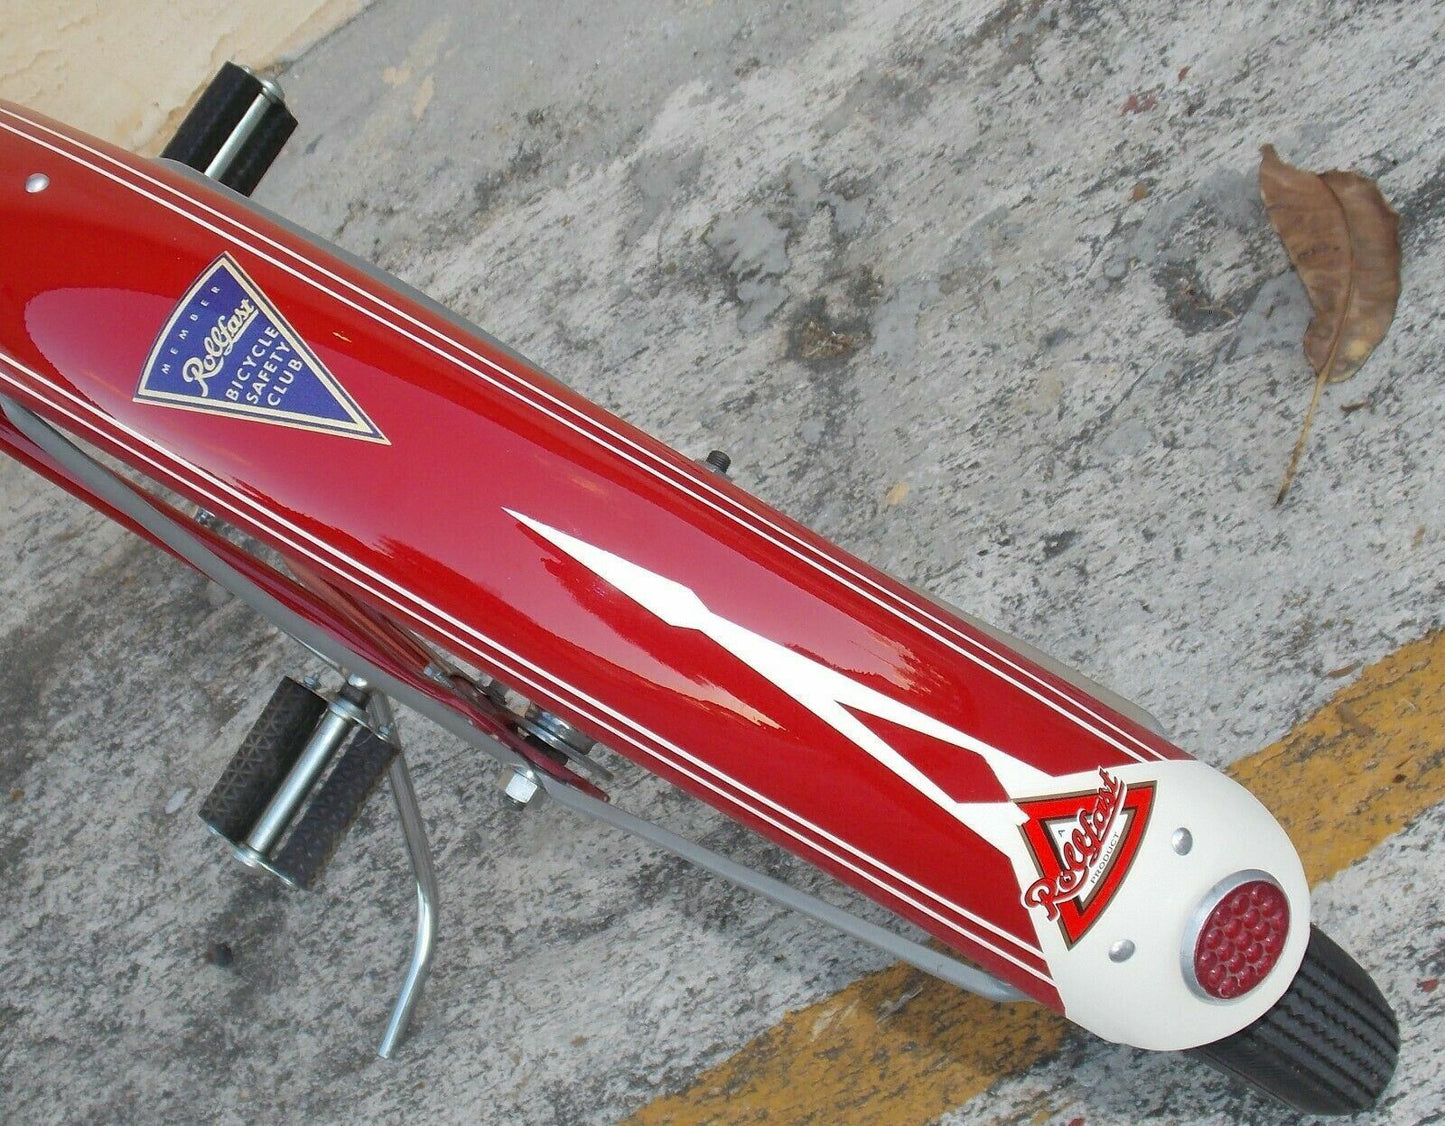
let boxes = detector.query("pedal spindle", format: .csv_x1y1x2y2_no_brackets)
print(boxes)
269,729,398,889
160,61,297,196
201,676,393,889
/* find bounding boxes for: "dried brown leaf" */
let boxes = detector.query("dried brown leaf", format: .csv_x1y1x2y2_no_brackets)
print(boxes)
1258,144,1401,502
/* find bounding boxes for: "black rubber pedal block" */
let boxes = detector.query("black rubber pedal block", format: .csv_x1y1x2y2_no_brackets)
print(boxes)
221,104,298,196
199,677,327,845
268,728,397,890
160,61,297,196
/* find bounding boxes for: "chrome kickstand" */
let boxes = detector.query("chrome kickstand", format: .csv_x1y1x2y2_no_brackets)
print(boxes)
368,693,438,1059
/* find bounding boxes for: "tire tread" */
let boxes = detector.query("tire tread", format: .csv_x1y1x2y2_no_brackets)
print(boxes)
1192,925,1398,1115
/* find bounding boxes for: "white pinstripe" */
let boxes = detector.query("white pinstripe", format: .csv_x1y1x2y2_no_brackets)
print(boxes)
0,105,1170,771
0,103,1181,985
0,352,1053,983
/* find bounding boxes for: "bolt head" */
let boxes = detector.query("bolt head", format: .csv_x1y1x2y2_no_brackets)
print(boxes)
1172,828,1194,855
502,768,540,808
25,173,49,193
1108,939,1136,963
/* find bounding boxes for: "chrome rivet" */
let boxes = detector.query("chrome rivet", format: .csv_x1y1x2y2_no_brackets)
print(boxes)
25,173,49,193
1172,828,1194,855
1108,939,1136,963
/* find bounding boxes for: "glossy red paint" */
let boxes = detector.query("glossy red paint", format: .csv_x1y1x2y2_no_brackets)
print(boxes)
0,103,1192,1005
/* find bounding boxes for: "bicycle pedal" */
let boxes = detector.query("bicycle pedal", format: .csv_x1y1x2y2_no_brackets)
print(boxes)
195,674,434,1054
201,675,392,889
160,61,296,196
269,728,397,890
199,676,328,846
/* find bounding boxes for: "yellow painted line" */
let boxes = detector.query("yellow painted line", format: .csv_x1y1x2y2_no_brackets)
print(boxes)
626,629,1445,1126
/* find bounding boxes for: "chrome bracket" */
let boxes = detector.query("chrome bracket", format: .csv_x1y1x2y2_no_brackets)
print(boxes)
366,692,439,1058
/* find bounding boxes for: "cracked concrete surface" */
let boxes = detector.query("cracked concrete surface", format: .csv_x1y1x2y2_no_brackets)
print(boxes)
3,1,1444,1123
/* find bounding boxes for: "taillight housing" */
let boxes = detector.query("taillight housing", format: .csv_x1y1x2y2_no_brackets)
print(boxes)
1185,873,1290,1001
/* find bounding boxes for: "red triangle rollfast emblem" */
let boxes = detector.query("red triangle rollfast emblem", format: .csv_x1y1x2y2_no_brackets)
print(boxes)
1018,768,1154,946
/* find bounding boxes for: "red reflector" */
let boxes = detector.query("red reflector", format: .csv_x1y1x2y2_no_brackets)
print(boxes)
1192,878,1289,999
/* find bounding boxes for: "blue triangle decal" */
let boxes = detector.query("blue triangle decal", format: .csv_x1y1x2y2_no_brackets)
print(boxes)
136,254,387,443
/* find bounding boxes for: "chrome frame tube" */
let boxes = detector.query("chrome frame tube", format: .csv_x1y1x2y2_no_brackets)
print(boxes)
542,775,1025,1003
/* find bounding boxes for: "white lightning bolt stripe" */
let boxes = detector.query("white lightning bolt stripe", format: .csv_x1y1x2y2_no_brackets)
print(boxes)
0,104,1169,771
509,511,1054,855
0,358,1052,978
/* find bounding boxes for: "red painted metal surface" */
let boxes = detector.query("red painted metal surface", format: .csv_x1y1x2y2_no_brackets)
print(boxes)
0,103,1193,1006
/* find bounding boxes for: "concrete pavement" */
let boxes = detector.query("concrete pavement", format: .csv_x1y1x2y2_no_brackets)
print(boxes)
3,1,1444,1123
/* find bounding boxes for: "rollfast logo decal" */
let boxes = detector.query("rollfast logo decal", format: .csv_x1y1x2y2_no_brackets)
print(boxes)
508,511,1153,948
179,296,257,394
1018,768,1154,946
136,254,387,443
